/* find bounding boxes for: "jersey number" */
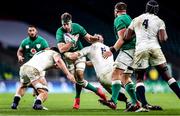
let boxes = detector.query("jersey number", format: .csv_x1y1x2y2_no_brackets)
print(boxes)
142,19,149,29
101,47,106,55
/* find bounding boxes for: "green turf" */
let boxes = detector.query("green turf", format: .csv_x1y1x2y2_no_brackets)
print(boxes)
0,92,180,115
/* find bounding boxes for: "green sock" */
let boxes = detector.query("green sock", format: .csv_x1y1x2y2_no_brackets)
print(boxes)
85,83,98,93
125,82,137,105
75,83,82,98
111,80,121,104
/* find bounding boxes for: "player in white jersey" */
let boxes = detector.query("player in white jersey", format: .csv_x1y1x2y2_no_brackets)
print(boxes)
65,34,132,108
124,0,180,108
11,47,76,110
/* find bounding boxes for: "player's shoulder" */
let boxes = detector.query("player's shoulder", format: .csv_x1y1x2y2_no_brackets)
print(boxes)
36,36,47,42
114,14,131,24
57,27,63,31
56,27,65,34
72,23,83,28
37,35,45,40
21,37,30,43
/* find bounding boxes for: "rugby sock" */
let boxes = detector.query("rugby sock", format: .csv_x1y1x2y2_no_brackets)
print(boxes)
34,99,42,105
136,82,148,106
111,80,121,104
85,83,98,93
117,87,128,102
168,78,180,99
75,83,82,98
125,82,137,105
13,96,21,105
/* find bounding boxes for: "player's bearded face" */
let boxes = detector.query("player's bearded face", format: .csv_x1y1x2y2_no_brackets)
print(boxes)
28,27,37,38
62,21,72,33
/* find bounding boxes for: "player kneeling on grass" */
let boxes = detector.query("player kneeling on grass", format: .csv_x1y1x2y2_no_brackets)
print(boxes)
11,47,76,110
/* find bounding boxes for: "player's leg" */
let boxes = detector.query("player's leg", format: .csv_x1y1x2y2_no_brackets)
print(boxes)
135,69,162,110
155,63,180,98
32,78,48,110
123,74,140,108
132,51,150,108
99,73,129,108
76,57,107,108
11,83,27,109
99,50,133,110
64,59,82,109
76,70,107,101
98,68,122,110
152,48,180,98
135,50,162,110
135,69,148,105
11,65,29,109
113,49,139,111
73,69,83,109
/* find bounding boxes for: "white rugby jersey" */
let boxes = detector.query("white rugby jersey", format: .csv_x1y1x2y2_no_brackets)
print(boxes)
78,42,114,77
128,13,166,53
25,50,59,71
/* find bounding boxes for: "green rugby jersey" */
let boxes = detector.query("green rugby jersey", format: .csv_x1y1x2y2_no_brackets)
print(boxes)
56,23,87,52
114,14,136,50
19,35,49,61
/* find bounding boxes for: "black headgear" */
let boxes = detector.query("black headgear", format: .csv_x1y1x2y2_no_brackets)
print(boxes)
146,0,159,14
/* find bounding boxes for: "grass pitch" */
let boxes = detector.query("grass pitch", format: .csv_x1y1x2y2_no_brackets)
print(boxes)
0,92,180,115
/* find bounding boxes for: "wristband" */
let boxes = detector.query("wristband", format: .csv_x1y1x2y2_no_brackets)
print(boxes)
110,46,116,53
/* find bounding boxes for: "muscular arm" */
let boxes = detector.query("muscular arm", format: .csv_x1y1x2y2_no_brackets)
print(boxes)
84,33,99,43
124,28,134,41
113,28,126,51
157,29,168,43
102,28,126,58
57,42,73,53
17,47,24,63
53,54,76,83
64,52,79,61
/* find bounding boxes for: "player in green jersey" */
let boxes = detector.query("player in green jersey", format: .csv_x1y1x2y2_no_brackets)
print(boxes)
99,2,147,112
56,12,106,109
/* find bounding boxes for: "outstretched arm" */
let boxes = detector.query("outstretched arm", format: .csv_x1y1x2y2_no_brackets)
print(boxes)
84,33,100,43
53,54,76,83
64,52,79,61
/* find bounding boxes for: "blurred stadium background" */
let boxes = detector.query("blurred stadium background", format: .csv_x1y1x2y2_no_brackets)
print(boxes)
0,0,180,94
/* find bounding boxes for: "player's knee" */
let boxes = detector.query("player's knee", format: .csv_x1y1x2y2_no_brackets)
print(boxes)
77,80,88,87
155,65,171,81
34,83,48,93
135,69,146,82
76,70,84,80
156,65,169,75
112,69,123,80
43,91,48,100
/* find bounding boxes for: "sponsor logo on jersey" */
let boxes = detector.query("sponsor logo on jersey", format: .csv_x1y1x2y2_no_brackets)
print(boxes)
25,45,29,49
